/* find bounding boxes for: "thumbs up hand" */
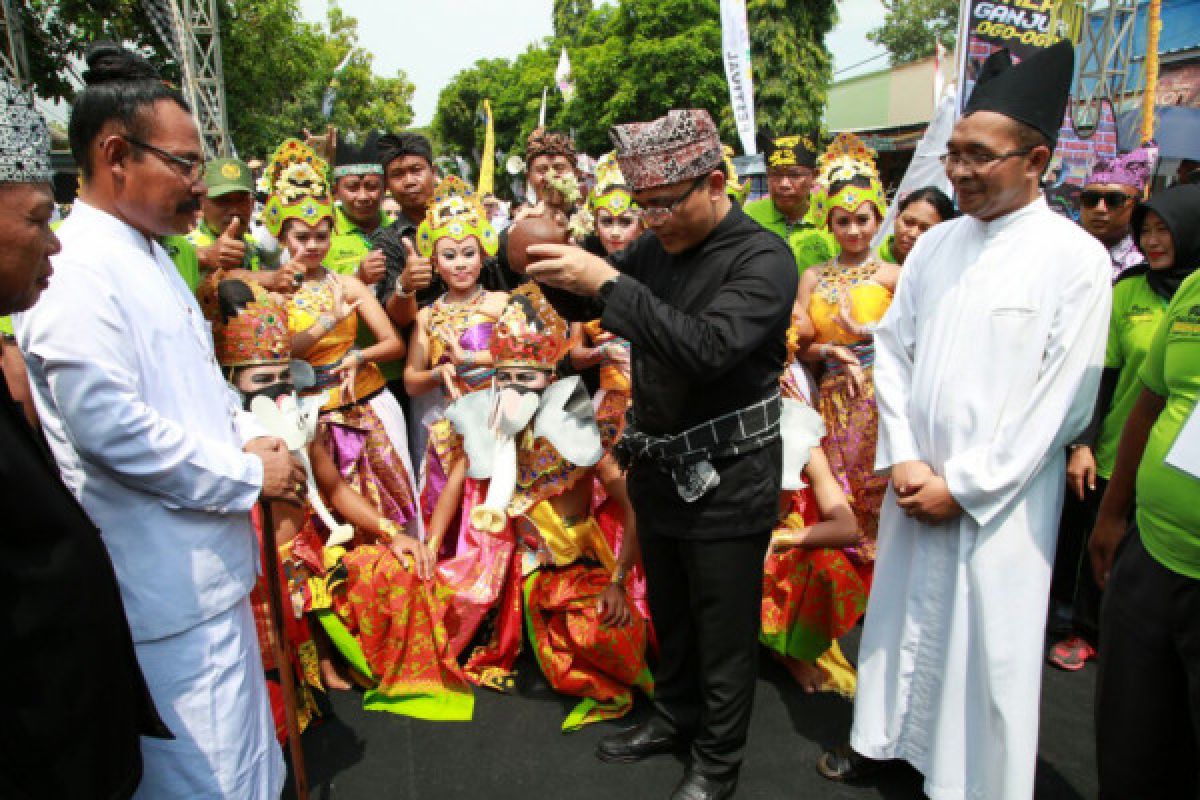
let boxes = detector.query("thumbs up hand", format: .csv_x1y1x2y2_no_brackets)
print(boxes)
399,237,433,295
202,215,248,271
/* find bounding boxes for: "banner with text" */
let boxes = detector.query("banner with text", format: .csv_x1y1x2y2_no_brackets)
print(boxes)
720,0,757,156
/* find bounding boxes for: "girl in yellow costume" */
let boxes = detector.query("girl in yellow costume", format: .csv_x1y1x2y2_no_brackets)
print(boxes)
568,153,637,439
795,133,898,586
260,139,422,543
403,176,507,520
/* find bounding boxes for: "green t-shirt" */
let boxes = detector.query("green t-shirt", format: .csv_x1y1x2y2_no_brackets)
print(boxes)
325,204,389,277
185,220,262,272
1135,269,1200,579
0,316,12,336
325,204,402,381
1096,275,1167,478
162,235,201,292
743,197,836,276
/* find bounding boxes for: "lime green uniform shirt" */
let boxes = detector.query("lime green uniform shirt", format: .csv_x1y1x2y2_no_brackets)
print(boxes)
162,235,201,292
185,220,262,272
1135,269,1200,579
0,316,12,336
744,197,836,276
324,204,402,381
325,204,390,277
1096,275,1167,478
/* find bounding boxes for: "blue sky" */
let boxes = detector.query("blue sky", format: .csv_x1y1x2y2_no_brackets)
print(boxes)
297,0,888,127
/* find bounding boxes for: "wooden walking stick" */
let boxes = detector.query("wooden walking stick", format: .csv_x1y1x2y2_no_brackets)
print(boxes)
259,500,310,800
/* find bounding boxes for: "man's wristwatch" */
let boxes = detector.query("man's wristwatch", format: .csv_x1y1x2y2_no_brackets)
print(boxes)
596,275,619,306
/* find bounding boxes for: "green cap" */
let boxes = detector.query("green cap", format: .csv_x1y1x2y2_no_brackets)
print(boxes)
203,158,254,197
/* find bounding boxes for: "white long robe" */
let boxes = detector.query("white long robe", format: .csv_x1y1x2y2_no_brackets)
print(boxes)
850,197,1111,800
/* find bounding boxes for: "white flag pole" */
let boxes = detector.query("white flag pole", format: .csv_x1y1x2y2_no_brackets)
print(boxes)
720,0,757,156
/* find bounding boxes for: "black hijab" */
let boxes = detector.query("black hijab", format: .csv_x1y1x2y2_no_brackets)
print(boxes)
1128,184,1200,299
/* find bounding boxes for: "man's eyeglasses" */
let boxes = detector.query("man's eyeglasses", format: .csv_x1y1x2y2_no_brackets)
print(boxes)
939,147,1033,171
638,176,707,225
124,136,205,183
1079,190,1135,210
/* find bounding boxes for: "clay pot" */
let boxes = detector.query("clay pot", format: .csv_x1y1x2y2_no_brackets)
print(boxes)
506,209,570,274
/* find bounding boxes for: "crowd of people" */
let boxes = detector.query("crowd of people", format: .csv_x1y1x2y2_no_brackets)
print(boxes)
2,35,1199,800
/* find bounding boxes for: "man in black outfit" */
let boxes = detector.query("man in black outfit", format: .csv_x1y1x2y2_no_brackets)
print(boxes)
527,109,797,800
0,76,167,799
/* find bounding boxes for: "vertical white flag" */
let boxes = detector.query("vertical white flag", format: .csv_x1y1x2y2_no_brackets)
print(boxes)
720,0,757,156
556,47,576,103
538,86,549,128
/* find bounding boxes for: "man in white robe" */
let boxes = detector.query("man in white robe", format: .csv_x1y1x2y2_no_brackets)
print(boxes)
14,43,304,799
817,41,1112,800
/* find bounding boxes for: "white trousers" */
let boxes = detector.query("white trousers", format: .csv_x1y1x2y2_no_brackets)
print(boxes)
133,597,285,799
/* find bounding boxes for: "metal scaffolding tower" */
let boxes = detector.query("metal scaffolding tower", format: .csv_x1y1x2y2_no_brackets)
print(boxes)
1072,0,1141,136
143,0,232,157
0,0,30,85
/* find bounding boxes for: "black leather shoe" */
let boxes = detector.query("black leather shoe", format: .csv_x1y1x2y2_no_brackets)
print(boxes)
669,768,738,800
815,743,892,783
595,718,685,763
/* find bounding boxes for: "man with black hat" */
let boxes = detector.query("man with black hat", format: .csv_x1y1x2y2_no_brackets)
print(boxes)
327,130,389,286
526,109,797,800
745,132,835,274
816,41,1111,800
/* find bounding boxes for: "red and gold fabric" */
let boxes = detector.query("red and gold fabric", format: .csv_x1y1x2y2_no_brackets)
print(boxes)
523,564,654,731
760,488,869,667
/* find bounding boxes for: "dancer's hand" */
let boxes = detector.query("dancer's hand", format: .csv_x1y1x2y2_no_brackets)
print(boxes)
596,584,632,627
390,534,435,581
439,363,462,400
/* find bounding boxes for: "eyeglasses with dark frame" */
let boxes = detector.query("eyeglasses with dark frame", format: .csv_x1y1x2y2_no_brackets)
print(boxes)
939,147,1034,171
1079,189,1136,210
638,176,708,225
124,136,206,183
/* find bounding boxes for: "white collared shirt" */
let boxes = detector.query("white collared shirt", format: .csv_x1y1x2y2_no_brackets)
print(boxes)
15,200,264,642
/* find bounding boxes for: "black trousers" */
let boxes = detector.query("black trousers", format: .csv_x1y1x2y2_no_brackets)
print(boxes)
1096,529,1200,798
639,529,771,780
1051,477,1107,643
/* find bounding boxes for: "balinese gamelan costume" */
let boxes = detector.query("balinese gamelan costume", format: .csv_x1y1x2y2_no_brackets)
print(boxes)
761,321,869,697
260,138,422,540
434,285,652,730
207,279,323,739
578,152,634,437
206,276,474,721
408,175,505,498
806,133,891,580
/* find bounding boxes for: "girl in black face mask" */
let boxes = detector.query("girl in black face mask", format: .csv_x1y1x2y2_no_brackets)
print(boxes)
209,277,474,720
1048,184,1200,673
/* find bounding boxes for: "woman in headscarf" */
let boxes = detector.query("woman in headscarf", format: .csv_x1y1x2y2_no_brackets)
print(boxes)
1050,184,1200,671
1089,183,1200,798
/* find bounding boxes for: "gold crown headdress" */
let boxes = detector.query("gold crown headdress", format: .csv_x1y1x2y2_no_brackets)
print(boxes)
416,175,499,258
261,138,333,238
489,284,570,370
212,280,291,368
810,133,886,229
588,152,637,216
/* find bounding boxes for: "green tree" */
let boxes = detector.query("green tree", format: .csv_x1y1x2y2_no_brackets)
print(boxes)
749,0,837,135
553,0,594,44
434,0,837,173
868,0,959,65
18,0,413,160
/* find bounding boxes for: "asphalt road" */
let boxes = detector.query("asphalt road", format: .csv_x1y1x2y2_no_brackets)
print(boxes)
299,627,1097,800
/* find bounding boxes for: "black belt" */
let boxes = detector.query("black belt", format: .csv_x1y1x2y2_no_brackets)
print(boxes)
614,390,782,503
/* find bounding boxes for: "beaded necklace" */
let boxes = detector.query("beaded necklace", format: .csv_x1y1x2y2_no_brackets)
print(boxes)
815,256,879,304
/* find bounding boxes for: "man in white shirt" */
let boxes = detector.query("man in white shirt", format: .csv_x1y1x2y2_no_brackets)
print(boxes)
15,43,304,799
816,41,1112,800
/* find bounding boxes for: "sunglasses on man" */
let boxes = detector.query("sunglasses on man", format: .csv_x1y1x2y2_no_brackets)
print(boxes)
1079,190,1135,210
